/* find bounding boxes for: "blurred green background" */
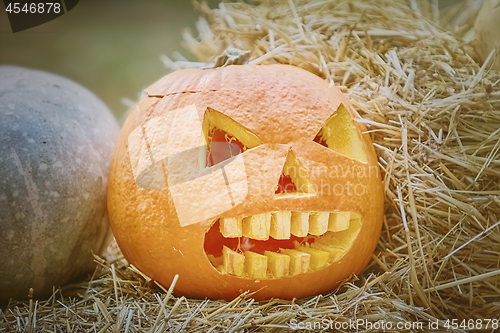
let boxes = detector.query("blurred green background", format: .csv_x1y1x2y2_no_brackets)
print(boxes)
0,0,211,121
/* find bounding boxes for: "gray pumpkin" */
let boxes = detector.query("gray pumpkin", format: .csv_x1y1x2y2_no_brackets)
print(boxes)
0,66,119,300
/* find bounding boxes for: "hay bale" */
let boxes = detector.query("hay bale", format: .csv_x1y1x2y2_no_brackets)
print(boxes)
2,0,499,331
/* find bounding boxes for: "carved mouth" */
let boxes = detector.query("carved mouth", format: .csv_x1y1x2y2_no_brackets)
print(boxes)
204,211,361,279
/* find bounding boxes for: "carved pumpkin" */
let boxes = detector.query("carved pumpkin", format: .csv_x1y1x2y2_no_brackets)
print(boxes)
108,64,384,300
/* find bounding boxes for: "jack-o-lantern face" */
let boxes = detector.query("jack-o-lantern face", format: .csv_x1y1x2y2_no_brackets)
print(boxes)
108,65,384,300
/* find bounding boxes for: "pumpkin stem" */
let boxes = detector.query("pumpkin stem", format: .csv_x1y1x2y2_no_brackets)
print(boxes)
213,46,251,68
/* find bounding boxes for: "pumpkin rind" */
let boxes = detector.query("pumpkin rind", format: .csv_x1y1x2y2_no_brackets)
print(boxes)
108,64,384,300
474,0,500,70
0,66,119,300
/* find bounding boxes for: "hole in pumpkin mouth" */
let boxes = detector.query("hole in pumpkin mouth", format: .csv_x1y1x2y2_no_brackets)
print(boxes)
204,211,361,279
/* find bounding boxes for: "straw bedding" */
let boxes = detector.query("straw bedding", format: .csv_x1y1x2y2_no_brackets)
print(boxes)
2,0,500,332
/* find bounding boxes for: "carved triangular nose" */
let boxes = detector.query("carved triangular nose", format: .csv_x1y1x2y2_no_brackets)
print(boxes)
274,149,315,196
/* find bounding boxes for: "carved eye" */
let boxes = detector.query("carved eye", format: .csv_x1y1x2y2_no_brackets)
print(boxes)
313,104,367,162
199,108,261,168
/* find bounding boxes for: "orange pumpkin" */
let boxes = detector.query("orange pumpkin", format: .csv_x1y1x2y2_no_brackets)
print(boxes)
108,64,384,300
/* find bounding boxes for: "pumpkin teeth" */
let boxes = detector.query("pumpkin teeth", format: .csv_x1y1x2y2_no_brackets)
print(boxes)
310,243,344,261
219,217,243,238
242,213,271,240
234,211,354,240
270,211,292,239
296,246,330,271
222,246,245,277
207,211,362,279
328,212,351,232
278,249,311,275
308,212,330,236
244,251,268,279
264,251,290,278
290,212,309,237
